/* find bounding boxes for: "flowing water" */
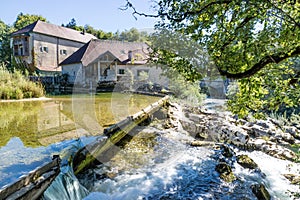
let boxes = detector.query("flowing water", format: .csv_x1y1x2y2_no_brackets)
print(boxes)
0,93,159,188
43,126,300,200
2,94,299,199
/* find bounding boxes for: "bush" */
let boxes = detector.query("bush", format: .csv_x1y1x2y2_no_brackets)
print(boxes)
0,64,45,100
168,75,205,106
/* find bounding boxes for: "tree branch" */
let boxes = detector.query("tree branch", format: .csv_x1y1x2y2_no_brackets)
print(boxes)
219,45,300,79
122,0,232,22
266,0,300,28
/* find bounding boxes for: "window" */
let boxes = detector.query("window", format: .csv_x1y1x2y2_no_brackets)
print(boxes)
119,69,125,75
60,49,67,55
43,46,48,53
40,46,48,53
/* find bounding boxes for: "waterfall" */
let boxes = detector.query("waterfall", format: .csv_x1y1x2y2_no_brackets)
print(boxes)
41,165,89,200
41,139,92,200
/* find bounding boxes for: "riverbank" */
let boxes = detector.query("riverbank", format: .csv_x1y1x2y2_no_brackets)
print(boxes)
0,96,52,103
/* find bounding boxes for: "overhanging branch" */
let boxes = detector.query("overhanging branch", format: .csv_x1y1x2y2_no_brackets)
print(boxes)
121,0,232,22
219,45,300,79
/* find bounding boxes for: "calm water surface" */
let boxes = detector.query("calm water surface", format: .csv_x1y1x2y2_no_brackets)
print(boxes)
0,93,160,188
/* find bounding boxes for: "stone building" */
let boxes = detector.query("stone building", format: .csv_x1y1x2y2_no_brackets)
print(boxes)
60,39,168,88
11,20,96,75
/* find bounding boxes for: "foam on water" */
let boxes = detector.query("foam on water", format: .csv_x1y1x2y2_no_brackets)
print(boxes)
81,131,299,200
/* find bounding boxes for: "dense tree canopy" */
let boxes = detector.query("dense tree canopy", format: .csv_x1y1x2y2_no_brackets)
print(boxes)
0,20,12,66
62,18,149,41
124,0,300,117
125,0,299,78
13,13,47,30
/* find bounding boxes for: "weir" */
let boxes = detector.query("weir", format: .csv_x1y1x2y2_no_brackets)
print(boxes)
72,95,169,175
0,95,169,200
0,156,61,200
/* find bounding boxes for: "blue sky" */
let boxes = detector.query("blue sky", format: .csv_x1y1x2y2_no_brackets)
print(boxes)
0,0,158,32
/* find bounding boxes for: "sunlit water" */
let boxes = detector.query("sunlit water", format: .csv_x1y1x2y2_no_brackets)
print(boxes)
47,128,299,200
0,93,159,188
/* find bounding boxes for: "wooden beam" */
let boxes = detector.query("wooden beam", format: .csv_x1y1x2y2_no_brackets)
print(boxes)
73,96,169,175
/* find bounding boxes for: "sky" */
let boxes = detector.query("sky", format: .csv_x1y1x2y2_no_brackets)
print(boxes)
0,0,158,32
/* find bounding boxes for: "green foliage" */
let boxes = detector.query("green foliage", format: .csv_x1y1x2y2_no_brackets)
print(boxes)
0,63,45,99
115,28,149,42
126,0,300,115
227,58,300,118
0,20,12,67
141,0,300,78
169,75,205,106
13,13,47,30
63,19,149,41
149,29,209,82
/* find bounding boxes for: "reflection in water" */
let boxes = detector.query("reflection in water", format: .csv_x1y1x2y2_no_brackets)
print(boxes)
0,93,159,188
0,93,159,148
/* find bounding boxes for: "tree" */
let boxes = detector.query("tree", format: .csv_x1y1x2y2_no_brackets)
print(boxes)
124,0,300,117
227,58,300,118
13,13,47,30
115,28,149,42
0,20,12,68
124,0,299,79
62,18,84,31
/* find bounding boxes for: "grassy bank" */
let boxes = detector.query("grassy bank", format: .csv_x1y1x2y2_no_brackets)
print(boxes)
0,66,44,99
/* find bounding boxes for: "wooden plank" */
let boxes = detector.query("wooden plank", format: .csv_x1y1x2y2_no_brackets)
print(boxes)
0,157,60,200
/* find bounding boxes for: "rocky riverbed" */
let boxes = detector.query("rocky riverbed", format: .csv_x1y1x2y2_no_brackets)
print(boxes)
161,100,300,199
76,99,300,200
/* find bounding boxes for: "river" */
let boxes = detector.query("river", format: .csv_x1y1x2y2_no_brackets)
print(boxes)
0,93,160,188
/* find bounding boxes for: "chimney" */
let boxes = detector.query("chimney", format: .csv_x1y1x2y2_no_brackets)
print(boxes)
128,50,133,60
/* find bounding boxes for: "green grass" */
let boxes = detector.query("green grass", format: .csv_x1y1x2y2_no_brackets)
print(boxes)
0,65,45,99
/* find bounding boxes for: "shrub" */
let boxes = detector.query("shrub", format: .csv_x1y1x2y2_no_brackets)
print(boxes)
0,64,45,99
168,75,205,106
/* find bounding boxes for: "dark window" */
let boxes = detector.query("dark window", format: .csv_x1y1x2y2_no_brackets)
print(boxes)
43,46,48,53
40,46,48,53
60,49,67,55
20,47,23,56
119,69,125,74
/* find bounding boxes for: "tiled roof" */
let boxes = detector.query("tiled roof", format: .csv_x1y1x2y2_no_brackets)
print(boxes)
60,39,150,66
11,20,96,43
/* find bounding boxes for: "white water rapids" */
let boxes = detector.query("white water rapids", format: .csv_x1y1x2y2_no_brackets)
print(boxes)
41,127,300,200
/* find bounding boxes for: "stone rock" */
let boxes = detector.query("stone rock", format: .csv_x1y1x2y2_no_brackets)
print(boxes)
237,155,258,169
250,124,269,137
189,140,215,147
220,144,235,158
252,138,267,149
281,132,295,144
218,122,249,146
215,162,236,182
256,120,270,129
179,119,207,139
251,183,271,200
261,142,297,161
283,174,300,185
284,126,300,140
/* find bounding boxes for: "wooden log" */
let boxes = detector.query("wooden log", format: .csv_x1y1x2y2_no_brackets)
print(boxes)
73,96,169,175
0,156,61,200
